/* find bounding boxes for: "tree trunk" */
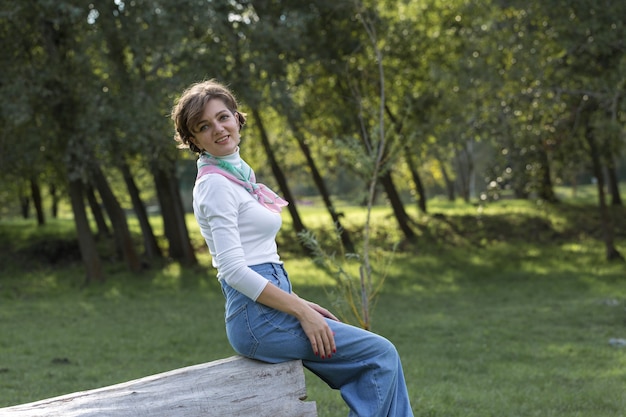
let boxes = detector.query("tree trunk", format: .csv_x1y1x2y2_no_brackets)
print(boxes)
86,184,111,239
251,108,307,237
404,147,427,214
437,157,456,202
152,161,197,266
379,171,416,242
39,8,104,279
30,177,45,226
353,103,415,241
0,357,316,417
537,145,558,203
49,183,59,218
584,123,623,262
91,163,142,273
67,176,104,283
19,187,30,219
454,143,473,203
285,116,355,253
119,159,163,263
383,104,428,214
605,157,623,206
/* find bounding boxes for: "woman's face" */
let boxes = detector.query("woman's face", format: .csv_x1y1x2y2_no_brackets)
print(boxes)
190,98,241,157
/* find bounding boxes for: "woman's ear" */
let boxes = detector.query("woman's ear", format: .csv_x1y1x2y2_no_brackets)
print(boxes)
187,136,202,153
235,111,246,130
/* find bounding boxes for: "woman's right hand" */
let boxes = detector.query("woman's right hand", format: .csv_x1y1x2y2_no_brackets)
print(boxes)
297,303,336,359
255,284,336,359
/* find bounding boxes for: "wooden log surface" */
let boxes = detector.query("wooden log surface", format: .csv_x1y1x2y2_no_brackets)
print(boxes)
0,356,317,417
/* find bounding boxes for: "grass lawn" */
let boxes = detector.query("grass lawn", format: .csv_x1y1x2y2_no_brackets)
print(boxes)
1,198,625,416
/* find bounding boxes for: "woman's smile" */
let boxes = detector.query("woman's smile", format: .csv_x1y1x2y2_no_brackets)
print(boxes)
192,99,241,156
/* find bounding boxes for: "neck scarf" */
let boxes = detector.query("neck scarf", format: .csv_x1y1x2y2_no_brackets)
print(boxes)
196,151,288,213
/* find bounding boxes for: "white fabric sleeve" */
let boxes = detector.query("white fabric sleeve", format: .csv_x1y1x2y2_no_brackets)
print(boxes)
194,176,269,300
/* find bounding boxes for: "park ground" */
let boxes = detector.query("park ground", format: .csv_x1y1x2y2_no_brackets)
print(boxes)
1,193,625,416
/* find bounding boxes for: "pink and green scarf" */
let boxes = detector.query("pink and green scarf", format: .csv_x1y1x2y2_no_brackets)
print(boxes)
196,152,288,213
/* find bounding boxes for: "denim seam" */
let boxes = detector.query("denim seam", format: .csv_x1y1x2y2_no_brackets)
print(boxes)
256,304,310,342
237,305,260,358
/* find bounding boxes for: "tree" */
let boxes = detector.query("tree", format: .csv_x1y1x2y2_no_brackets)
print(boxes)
37,1,106,281
301,1,411,329
1,0,624,271
92,0,198,266
249,1,361,251
119,157,163,262
530,0,625,260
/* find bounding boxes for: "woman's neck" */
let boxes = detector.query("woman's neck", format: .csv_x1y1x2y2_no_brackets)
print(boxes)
203,147,241,168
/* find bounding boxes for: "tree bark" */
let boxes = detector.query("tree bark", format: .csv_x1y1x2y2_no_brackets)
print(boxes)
383,104,427,214
119,159,163,263
91,163,142,273
584,123,623,261
19,188,30,219
605,157,623,206
30,177,45,226
49,183,59,218
437,156,456,202
285,116,355,253
404,147,427,214
537,145,558,203
85,185,111,239
251,108,308,237
152,161,197,266
454,141,474,203
67,176,104,283
0,357,316,417
379,171,416,242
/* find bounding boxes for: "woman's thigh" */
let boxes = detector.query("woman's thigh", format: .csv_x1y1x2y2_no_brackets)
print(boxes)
225,263,396,377
239,305,396,381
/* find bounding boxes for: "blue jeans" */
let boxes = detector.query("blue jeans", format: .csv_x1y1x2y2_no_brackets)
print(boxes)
221,262,414,417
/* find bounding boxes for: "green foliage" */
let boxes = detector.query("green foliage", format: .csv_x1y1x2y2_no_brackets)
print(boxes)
1,0,625,410
2,0,625,222
298,227,394,328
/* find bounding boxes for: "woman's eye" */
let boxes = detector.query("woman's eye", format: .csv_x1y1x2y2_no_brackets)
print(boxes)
220,114,229,121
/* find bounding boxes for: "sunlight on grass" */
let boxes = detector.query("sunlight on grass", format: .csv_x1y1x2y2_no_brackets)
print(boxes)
2,198,626,416
153,262,182,289
554,184,605,204
562,241,593,254
103,285,122,300
286,258,336,287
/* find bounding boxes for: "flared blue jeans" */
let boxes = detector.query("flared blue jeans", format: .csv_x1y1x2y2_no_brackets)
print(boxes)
220,262,414,417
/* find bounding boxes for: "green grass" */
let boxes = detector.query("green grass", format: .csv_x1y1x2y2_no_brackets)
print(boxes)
1,199,626,416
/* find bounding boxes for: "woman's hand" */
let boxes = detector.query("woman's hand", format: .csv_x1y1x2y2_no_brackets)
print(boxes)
256,285,338,359
304,300,341,322
297,296,340,359
297,304,337,359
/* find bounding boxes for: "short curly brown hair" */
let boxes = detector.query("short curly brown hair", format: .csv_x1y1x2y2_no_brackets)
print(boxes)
171,79,246,153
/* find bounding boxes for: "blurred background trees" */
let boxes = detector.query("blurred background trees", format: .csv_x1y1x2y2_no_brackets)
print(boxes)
1,0,624,280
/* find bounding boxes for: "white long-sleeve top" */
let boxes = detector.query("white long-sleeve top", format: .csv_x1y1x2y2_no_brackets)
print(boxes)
192,156,282,301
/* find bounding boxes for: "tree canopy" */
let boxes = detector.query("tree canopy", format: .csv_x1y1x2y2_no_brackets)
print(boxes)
1,0,624,276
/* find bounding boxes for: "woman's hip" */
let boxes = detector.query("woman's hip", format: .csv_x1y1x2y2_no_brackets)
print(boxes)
221,262,291,317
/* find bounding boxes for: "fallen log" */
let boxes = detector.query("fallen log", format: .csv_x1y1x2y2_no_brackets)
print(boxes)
0,356,317,417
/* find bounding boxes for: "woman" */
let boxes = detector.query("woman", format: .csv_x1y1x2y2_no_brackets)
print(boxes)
171,79,414,417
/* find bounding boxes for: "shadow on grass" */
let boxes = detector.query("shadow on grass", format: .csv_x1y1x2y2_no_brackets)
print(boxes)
421,202,626,248
1,210,626,415
382,239,624,297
